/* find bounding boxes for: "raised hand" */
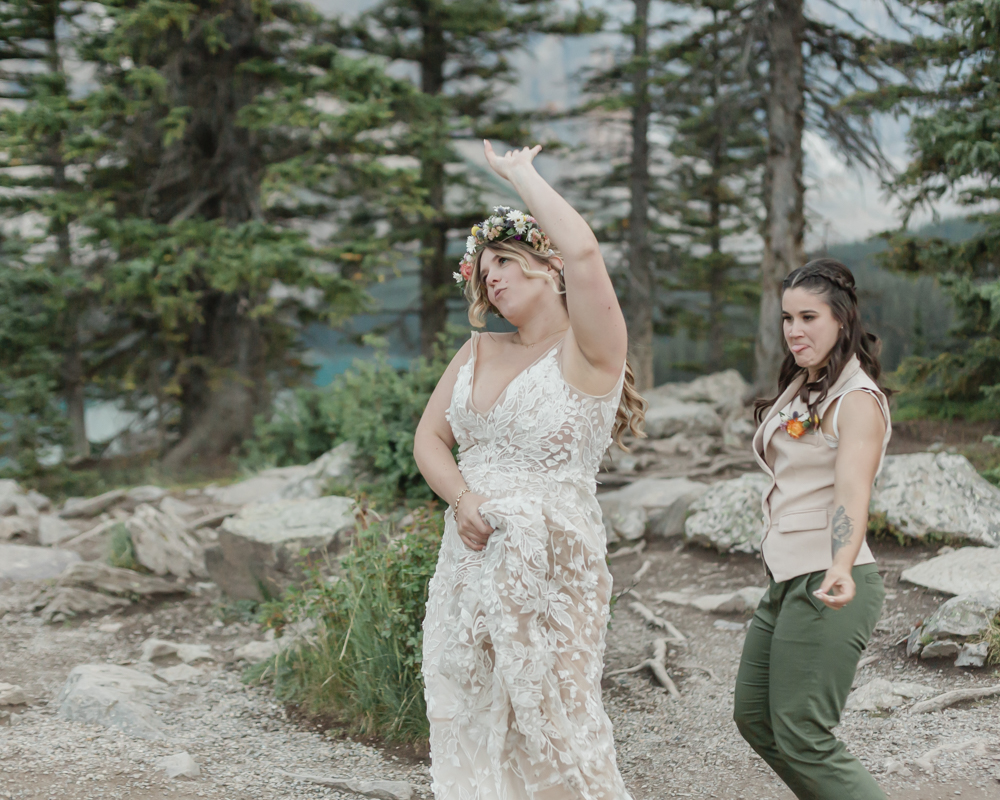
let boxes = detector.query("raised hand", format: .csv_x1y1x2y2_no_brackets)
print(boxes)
483,140,542,183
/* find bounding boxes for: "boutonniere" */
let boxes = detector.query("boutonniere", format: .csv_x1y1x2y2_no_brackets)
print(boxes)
779,411,820,440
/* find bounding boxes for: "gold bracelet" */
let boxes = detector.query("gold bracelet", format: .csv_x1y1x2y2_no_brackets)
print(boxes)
453,488,471,513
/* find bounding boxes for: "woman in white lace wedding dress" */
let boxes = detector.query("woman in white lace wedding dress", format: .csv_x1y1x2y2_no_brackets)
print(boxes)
414,141,645,800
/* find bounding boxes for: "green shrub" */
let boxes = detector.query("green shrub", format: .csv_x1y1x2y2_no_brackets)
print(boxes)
106,523,138,570
248,506,443,745
243,335,456,504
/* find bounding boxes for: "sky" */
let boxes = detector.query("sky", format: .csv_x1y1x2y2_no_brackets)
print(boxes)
310,0,967,246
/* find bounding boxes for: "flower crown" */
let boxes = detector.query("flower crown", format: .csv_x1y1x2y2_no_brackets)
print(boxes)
454,206,554,286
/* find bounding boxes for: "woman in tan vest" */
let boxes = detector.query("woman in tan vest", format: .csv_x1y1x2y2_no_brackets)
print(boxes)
734,258,892,800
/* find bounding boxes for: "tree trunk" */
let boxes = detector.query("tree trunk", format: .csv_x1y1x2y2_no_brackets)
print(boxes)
707,18,725,373
418,11,449,357
47,23,89,459
625,0,654,390
754,0,805,394
156,2,270,468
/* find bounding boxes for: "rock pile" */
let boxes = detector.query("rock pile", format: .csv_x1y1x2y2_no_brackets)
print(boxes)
904,591,1000,668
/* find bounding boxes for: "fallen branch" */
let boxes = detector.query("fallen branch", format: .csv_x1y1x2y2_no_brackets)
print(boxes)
606,637,680,698
277,770,413,800
608,540,646,560
632,559,652,584
628,601,686,645
909,685,1000,715
60,518,120,548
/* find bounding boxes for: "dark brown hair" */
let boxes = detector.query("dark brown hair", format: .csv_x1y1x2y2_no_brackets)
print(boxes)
753,258,891,425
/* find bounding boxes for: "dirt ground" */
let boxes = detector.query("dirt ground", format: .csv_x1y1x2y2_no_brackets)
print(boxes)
2,535,998,800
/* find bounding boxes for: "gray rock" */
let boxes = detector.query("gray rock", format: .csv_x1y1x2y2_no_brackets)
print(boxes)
207,496,356,601
279,770,413,800
0,515,38,541
156,752,200,779
273,442,357,501
155,664,203,683
641,396,722,439
920,639,961,660
845,678,937,712
57,561,184,597
871,453,1000,547
684,473,770,553
651,370,749,417
0,683,28,705
0,480,40,519
127,504,207,579
655,586,766,614
122,485,168,510
905,627,924,658
56,664,169,740
900,547,1000,596
599,478,708,541
39,588,131,622
140,638,214,664
59,489,127,519
25,490,51,512
234,639,282,662
158,496,199,518
205,466,310,507
920,591,1000,642
38,515,82,546
955,642,989,668
0,543,81,582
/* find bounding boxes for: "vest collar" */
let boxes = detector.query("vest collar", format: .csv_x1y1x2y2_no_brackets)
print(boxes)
752,355,864,474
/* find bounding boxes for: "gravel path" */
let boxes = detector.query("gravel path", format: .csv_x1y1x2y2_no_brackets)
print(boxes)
2,540,999,800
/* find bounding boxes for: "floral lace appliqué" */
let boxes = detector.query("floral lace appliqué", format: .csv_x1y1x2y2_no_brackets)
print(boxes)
422,336,632,800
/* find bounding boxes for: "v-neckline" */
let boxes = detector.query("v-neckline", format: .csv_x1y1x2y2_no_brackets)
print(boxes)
468,335,564,417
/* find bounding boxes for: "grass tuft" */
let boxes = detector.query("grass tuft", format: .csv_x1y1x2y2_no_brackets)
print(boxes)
246,506,443,746
106,523,139,570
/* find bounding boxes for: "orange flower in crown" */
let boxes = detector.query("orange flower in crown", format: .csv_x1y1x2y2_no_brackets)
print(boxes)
454,206,554,286
779,411,819,440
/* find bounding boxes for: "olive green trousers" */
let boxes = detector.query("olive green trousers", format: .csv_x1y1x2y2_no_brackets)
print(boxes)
733,563,886,800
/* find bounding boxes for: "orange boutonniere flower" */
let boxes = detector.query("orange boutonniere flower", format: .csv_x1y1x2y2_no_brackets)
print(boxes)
779,411,819,439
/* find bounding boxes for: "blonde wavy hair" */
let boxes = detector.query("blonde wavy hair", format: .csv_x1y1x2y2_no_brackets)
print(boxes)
464,239,647,449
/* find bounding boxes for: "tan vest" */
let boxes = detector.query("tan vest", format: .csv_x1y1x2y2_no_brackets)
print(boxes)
752,356,892,583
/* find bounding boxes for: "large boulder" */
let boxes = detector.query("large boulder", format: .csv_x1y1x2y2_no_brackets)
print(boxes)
127,504,207,579
684,473,770,553
270,442,357,501
0,543,81,582
55,664,170,740
649,370,749,417
641,395,722,439
599,478,708,542
204,466,310,507
870,453,1000,547
900,547,1000,597
206,496,356,601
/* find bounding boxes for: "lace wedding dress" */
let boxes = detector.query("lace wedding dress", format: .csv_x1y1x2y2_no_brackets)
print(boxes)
422,333,633,800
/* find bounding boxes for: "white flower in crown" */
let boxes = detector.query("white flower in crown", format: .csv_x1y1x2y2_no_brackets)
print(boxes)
453,272,464,283
466,235,477,253
506,209,527,234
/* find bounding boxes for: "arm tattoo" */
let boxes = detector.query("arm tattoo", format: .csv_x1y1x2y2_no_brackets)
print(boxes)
832,505,854,558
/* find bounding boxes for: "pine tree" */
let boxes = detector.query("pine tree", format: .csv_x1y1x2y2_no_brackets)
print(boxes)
750,0,907,391
657,0,767,373
342,0,597,356
2,0,420,471
0,0,109,465
866,2,1000,418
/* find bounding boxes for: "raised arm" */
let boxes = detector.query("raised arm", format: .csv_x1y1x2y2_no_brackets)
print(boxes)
813,391,887,609
483,141,628,377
